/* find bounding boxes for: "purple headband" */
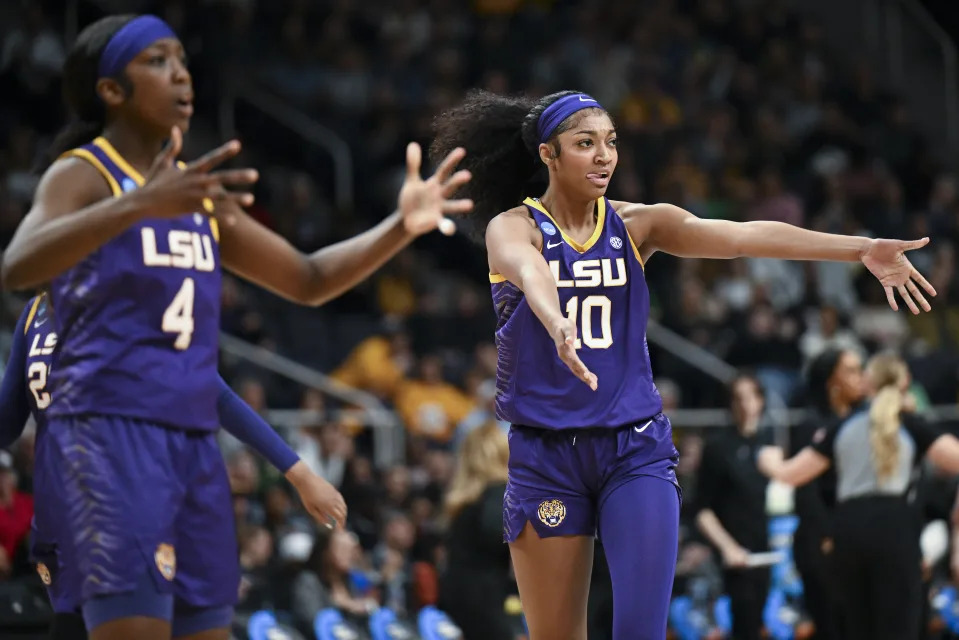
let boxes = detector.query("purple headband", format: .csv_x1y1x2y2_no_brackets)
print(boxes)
536,93,604,144
98,15,177,78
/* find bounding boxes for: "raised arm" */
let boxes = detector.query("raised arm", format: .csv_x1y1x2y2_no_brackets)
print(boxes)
219,143,472,307
619,202,936,314
1,130,254,291
486,211,597,390
0,302,33,448
757,445,831,487
216,376,346,528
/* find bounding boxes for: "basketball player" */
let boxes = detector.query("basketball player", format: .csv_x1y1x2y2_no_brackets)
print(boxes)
0,293,346,640
1,14,471,640
429,90,935,640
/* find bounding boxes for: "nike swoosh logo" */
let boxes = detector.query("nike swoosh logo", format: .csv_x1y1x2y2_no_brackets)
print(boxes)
546,241,563,249
33,319,47,328
578,96,596,102
634,420,653,434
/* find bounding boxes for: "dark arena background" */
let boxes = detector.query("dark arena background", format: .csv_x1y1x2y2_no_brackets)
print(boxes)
3,0,959,639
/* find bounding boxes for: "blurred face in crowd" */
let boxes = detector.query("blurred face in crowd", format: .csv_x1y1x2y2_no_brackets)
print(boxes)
829,350,865,409
384,515,416,552
384,465,411,503
730,376,764,434
542,110,618,200
326,530,360,575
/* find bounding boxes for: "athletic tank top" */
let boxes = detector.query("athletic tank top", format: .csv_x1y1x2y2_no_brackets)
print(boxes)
491,197,662,429
47,137,221,430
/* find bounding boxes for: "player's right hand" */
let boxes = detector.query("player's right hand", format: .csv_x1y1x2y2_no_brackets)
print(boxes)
136,126,259,218
285,460,348,529
550,317,598,391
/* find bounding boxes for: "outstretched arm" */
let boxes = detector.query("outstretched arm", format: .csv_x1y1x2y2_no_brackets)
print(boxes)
220,143,472,307
216,376,347,528
0,302,33,448
757,445,831,487
621,202,936,314
486,211,597,389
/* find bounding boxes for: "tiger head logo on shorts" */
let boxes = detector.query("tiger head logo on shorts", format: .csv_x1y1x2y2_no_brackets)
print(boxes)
537,499,566,527
155,543,176,581
36,563,52,586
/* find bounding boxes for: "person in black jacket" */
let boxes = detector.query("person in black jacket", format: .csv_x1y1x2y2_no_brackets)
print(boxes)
792,348,865,639
695,373,772,640
440,422,512,640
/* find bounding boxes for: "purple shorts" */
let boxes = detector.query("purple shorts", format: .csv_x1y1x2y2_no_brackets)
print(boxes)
503,413,680,542
32,415,239,626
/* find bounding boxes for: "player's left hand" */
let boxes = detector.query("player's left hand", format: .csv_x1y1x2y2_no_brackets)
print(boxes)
860,237,937,314
285,460,347,529
398,142,473,237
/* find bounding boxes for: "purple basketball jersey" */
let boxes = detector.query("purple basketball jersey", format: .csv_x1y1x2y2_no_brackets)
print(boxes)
491,197,662,429
47,137,221,430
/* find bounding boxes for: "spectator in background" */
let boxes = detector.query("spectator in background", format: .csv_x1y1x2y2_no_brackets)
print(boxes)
440,423,512,640
791,348,865,640
0,450,31,578
331,320,413,401
289,528,379,632
237,525,275,613
799,305,865,369
394,354,474,444
373,511,416,615
695,374,771,640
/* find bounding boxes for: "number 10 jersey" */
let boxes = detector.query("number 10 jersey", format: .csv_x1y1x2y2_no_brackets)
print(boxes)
47,136,221,430
489,196,662,430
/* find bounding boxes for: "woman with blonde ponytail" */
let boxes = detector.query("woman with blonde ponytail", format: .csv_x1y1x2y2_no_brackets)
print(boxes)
439,423,513,639
758,353,959,640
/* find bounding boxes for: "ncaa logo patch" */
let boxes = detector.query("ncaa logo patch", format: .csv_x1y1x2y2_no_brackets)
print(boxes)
121,177,137,193
155,543,176,581
537,499,566,528
36,563,52,586
610,236,623,250
540,221,557,236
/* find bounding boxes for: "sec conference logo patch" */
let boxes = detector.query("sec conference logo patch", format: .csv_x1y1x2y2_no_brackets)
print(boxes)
36,563,52,586
537,499,566,527
155,543,176,581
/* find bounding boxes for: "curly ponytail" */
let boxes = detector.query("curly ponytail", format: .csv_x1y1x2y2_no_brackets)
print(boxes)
41,15,136,170
430,89,602,241
866,353,909,481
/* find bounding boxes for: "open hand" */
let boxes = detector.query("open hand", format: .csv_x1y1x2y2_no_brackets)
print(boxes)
285,460,347,529
861,237,937,314
138,126,259,219
398,142,473,236
550,317,597,391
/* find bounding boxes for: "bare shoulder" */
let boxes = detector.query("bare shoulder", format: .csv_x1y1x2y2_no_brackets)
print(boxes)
35,156,113,212
489,205,537,230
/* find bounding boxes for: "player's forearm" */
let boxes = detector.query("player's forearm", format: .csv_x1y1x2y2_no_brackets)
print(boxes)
736,221,871,262
695,509,742,554
517,263,567,334
301,211,414,306
216,377,299,473
1,197,142,290
0,310,31,448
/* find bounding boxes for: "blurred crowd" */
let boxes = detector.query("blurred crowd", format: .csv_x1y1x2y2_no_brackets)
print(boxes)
3,0,959,638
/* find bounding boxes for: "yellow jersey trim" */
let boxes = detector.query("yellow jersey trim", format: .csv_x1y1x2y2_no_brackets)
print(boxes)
210,218,220,243
523,197,606,253
62,149,122,196
24,295,43,335
93,137,145,186
489,273,506,283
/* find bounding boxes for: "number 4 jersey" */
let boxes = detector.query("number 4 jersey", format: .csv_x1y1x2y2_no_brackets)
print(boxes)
47,137,221,430
490,196,662,429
